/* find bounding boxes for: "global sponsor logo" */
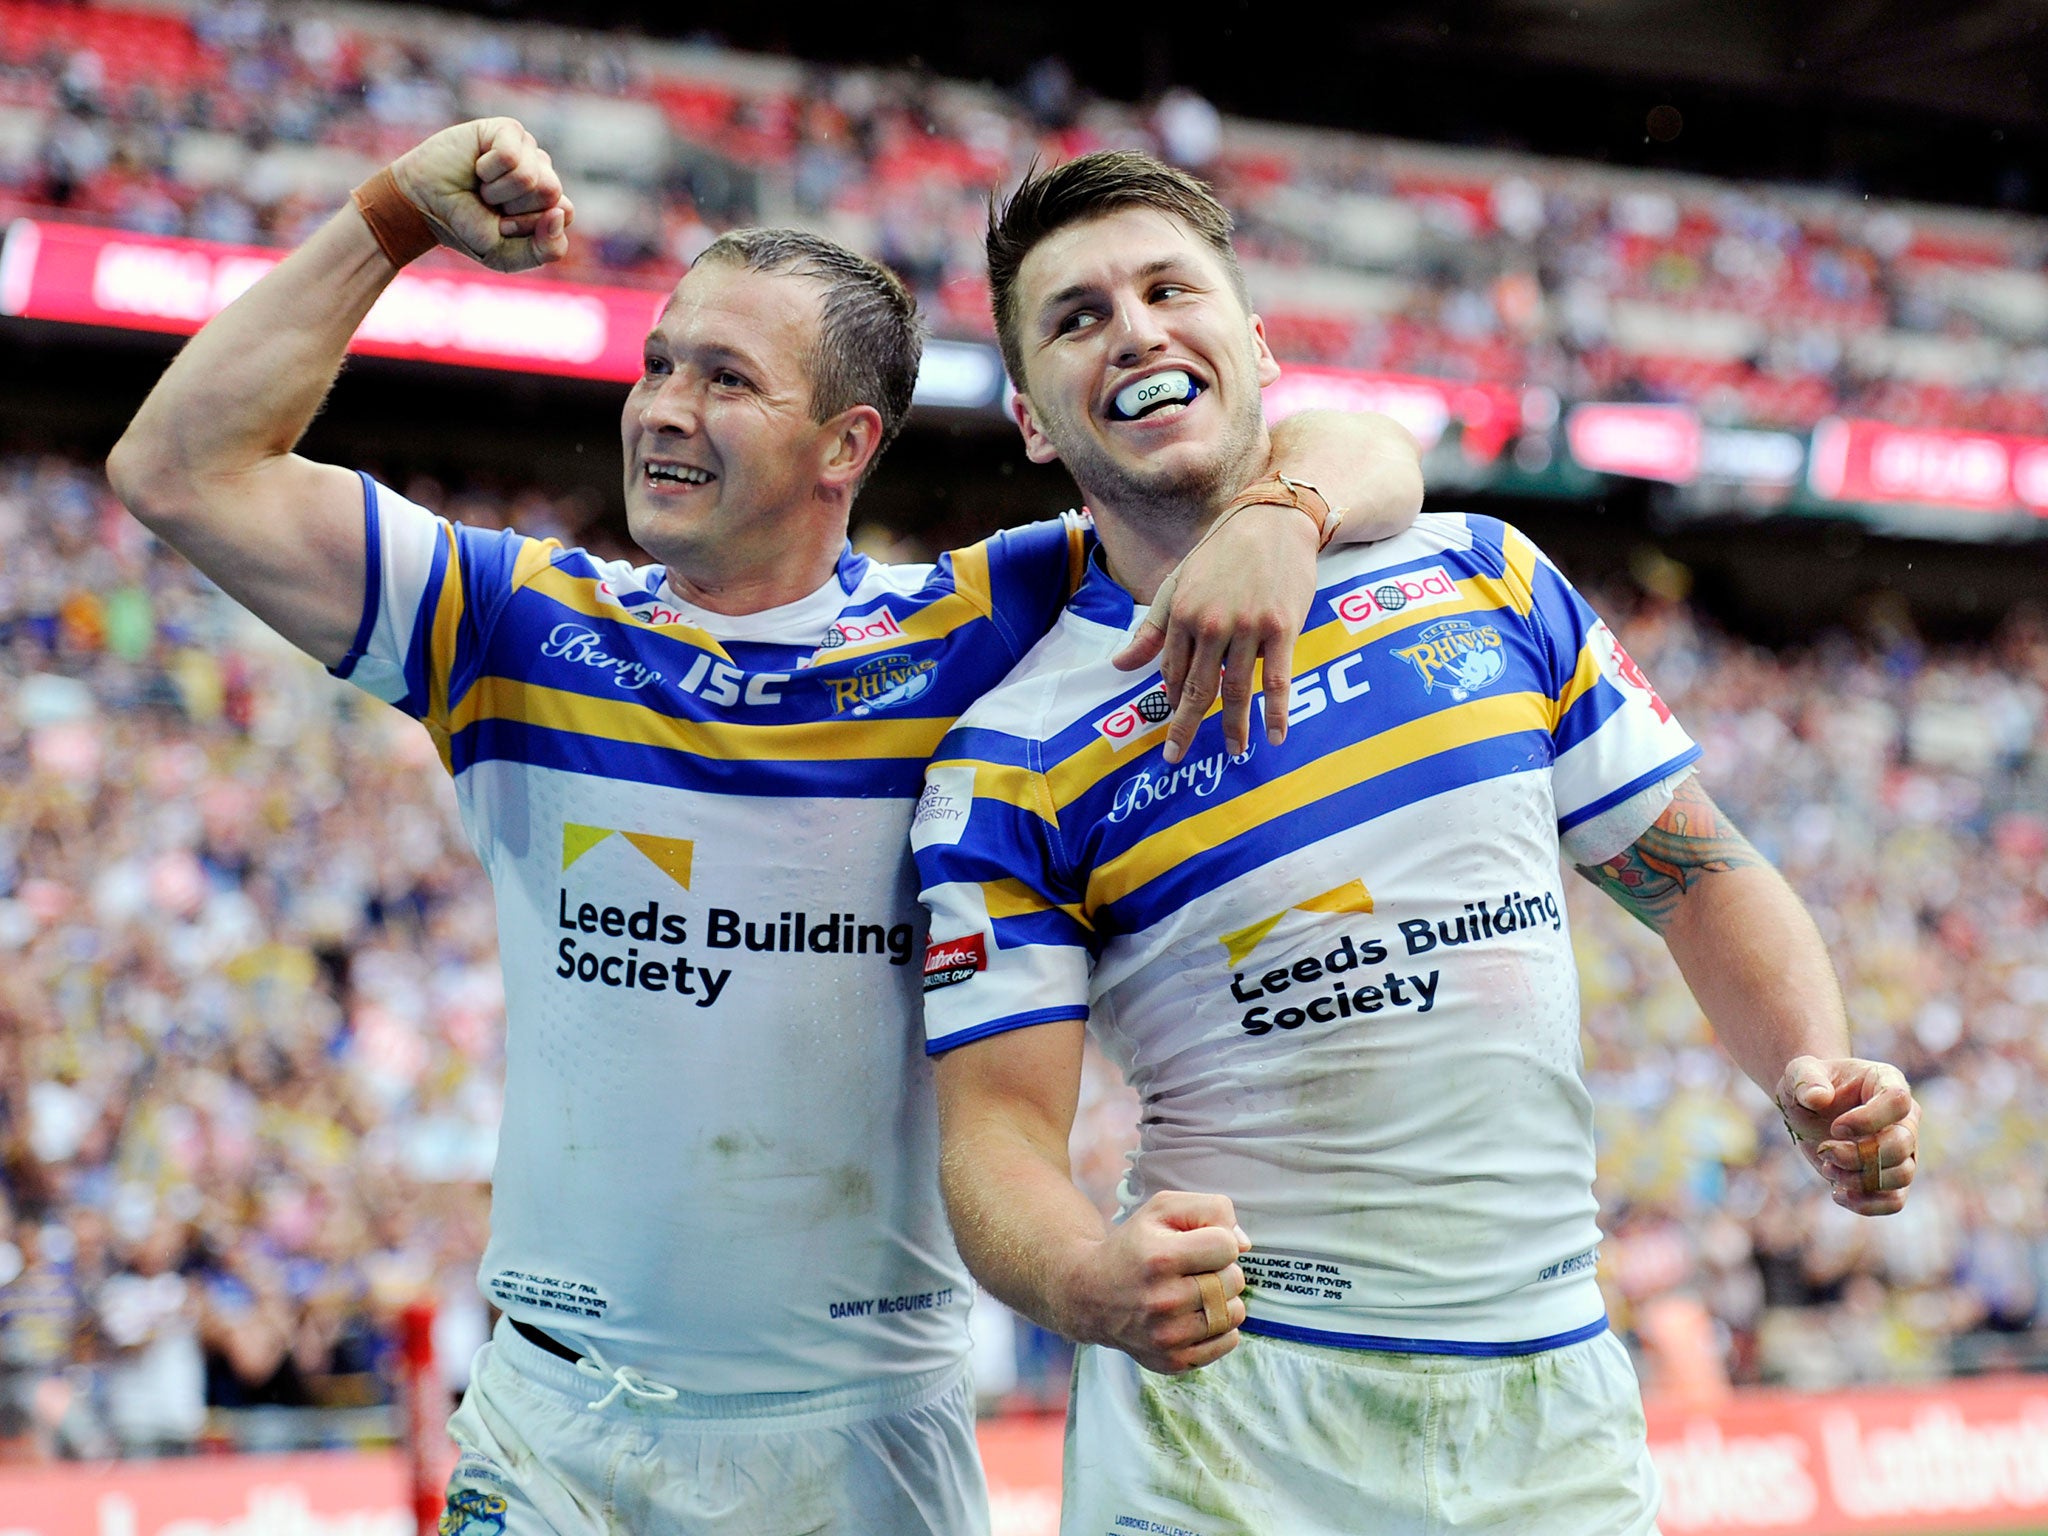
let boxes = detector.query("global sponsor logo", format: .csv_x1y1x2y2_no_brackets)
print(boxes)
827,651,937,715
819,608,905,651
1332,564,1459,632
1094,683,1174,751
1392,618,1505,700
1590,621,1673,723
592,576,698,628
922,932,986,992
539,622,661,690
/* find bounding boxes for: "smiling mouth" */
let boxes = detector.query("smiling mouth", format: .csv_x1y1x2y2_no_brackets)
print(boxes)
643,463,716,488
1106,368,1205,423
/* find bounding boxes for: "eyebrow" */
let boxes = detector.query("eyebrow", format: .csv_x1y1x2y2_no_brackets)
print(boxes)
1037,256,1187,328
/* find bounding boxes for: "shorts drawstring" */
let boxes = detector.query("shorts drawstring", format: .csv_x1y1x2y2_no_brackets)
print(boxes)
574,1344,683,1412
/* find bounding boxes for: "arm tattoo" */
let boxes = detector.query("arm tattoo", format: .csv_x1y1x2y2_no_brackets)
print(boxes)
1574,775,1767,933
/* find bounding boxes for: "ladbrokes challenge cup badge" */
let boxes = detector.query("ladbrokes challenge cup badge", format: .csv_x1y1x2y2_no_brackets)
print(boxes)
1393,619,1506,702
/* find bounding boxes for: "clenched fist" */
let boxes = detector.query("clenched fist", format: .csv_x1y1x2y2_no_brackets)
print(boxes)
387,118,573,273
1067,1190,1252,1375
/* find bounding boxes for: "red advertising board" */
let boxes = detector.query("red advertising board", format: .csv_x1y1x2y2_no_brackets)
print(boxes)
0,1450,412,1536
0,216,667,383
5,1380,2045,1536
1261,363,1523,461
1648,1379,2048,1534
1808,416,2048,518
1567,401,1705,484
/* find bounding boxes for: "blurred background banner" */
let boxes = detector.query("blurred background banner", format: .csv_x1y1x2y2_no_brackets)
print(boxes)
2,2,2047,1533
6,1384,2048,1536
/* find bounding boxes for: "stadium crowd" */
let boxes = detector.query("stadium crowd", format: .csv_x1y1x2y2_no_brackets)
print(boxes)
0,445,2043,1458
6,0,2048,435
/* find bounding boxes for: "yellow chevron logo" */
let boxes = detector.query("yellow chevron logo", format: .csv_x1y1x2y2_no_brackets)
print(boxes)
561,823,694,889
1219,878,1374,968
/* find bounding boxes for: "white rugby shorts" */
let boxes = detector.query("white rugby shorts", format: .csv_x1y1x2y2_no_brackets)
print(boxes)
1060,1326,1661,1536
440,1316,988,1536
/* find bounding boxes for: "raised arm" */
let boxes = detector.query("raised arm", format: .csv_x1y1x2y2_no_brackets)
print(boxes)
1116,410,1425,761
1576,773,1920,1215
933,1021,1251,1375
105,118,569,666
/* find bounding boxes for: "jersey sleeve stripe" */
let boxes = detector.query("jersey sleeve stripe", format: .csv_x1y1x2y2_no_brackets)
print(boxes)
947,540,995,622
1500,526,1541,616
1555,746,1703,836
426,522,464,732
448,677,952,763
329,470,384,682
1553,638,1606,725
926,1004,1090,1057
990,907,1095,948
399,524,452,722
960,760,1061,827
1084,692,1554,914
1553,670,1624,752
983,877,1088,926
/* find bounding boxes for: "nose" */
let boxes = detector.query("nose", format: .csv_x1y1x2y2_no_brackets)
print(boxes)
1105,296,1170,367
637,371,702,437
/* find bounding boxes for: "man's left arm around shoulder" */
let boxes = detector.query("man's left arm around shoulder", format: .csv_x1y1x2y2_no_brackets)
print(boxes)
1577,772,1921,1215
1118,410,1424,763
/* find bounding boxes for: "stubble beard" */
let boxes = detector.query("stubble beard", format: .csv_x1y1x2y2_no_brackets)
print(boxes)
1040,382,1267,541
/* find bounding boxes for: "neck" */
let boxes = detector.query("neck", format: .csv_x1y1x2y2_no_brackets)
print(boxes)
1085,436,1271,604
661,552,842,614
1090,511,1202,604
652,489,851,615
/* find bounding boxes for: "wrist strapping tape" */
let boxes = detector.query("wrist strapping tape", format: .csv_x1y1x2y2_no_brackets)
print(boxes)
350,167,437,268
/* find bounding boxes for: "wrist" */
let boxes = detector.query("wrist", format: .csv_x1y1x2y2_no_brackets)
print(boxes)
1045,1236,1113,1346
350,165,438,270
1220,474,1341,550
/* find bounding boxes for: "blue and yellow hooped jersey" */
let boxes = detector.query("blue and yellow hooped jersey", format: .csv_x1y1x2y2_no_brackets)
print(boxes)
332,473,1087,1395
915,512,1700,1352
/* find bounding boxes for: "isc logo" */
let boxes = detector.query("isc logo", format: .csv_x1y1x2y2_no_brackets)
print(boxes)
1093,684,1174,750
1333,565,1459,633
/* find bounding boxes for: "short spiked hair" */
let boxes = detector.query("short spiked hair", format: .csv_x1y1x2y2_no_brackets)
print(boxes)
694,228,926,467
985,150,1248,388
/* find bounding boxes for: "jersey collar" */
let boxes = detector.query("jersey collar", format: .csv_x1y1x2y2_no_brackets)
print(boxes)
1069,546,1145,633
650,543,873,643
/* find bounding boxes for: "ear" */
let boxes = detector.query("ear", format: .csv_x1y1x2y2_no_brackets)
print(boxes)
1009,389,1062,466
817,403,886,493
1248,313,1283,388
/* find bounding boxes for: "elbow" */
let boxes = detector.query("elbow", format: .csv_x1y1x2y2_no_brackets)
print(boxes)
1380,418,1426,518
106,424,196,534
1385,456,1425,521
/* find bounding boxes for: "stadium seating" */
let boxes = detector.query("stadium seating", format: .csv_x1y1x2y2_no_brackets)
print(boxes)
6,0,2048,436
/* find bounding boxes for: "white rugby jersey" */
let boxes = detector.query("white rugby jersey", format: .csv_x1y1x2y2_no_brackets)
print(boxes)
916,514,1699,1354
333,474,1088,1394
